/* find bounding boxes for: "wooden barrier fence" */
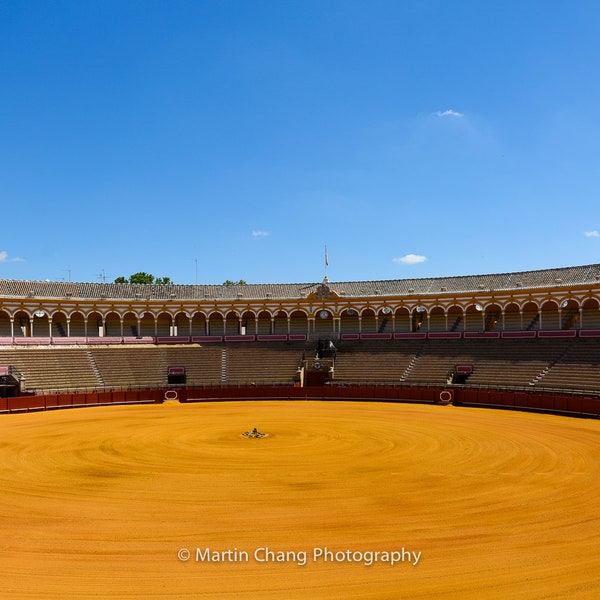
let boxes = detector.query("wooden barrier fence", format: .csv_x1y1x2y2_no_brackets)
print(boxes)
1,385,598,418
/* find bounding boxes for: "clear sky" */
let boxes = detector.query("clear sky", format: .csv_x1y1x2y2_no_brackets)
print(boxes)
1,0,600,285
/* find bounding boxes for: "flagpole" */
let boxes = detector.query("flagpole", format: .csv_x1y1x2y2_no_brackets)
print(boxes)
324,245,329,281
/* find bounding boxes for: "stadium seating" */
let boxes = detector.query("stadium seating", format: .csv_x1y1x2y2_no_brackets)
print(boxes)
2,337,600,395
1,265,600,417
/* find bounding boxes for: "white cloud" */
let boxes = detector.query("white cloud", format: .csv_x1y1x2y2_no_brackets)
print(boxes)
434,109,464,118
584,230,599,238
0,250,24,263
393,253,427,265
252,230,270,238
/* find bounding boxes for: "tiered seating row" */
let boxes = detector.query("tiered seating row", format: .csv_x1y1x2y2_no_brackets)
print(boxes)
533,337,600,391
0,343,305,393
332,341,420,383
2,338,600,394
333,338,600,392
224,344,303,384
0,348,101,391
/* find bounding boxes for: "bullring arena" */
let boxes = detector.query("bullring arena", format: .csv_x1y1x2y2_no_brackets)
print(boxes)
1,265,600,598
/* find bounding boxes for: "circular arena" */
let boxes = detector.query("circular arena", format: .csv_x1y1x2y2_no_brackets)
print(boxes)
1,265,600,598
2,401,599,599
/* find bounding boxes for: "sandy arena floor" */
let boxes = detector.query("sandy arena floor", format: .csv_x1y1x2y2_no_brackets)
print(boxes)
1,400,599,599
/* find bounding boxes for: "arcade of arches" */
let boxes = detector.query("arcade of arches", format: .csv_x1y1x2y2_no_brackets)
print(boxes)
1,298,599,339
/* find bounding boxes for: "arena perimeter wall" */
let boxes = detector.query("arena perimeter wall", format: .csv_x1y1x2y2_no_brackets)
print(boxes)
1,386,599,419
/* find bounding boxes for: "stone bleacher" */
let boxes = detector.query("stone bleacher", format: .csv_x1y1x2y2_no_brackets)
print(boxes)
0,348,101,392
223,343,304,384
1,337,600,394
332,337,600,392
332,340,421,383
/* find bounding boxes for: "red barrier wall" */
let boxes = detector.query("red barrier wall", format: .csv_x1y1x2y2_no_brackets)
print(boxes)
581,396,599,414
454,388,600,417
1,386,598,418
1,389,163,413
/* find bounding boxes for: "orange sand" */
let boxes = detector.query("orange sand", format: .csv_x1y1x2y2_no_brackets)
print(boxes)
1,401,599,599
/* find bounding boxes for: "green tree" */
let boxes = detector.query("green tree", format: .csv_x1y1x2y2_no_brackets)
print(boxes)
223,279,247,285
128,272,155,284
113,273,173,284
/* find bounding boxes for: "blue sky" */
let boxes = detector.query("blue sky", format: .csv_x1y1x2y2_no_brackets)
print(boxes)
1,0,600,285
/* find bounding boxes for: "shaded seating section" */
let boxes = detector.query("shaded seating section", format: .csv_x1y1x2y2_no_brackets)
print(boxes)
0,348,101,392
332,341,421,383
160,346,223,385
397,338,574,388
223,343,304,384
400,340,479,386
532,337,600,391
89,347,166,388
333,338,600,391
460,339,573,388
0,343,304,392
2,338,600,394
89,345,231,388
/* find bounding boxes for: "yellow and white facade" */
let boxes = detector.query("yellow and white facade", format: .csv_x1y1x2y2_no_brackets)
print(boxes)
1,264,599,343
